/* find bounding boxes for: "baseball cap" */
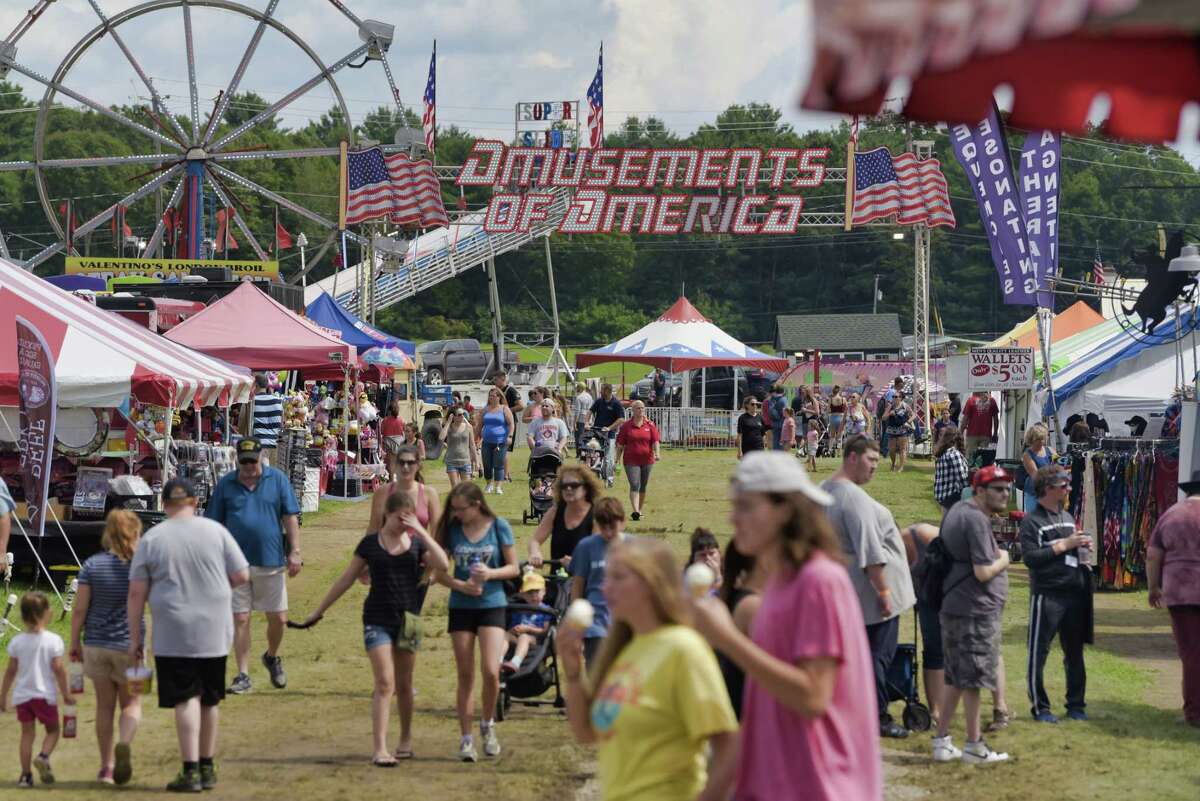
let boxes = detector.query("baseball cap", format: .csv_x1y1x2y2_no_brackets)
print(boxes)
971,464,1014,488
520,571,546,593
236,438,263,462
162,477,197,503
731,451,833,506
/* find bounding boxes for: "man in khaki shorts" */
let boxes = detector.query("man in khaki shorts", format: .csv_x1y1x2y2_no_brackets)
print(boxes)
204,438,302,694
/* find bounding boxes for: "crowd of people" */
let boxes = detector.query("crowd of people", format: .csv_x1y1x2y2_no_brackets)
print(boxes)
3,369,1199,798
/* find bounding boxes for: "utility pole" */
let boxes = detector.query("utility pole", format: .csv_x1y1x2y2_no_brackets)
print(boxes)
909,125,934,441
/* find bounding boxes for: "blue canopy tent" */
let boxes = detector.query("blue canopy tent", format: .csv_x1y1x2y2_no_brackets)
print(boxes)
305,291,414,356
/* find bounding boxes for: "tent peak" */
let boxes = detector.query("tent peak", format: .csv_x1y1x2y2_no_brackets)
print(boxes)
658,296,709,324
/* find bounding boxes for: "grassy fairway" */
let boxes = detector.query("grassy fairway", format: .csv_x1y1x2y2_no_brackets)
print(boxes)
1,450,1193,799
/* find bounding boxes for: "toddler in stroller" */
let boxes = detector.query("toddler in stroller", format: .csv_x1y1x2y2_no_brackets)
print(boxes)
496,563,571,720
577,427,614,486
523,447,563,525
502,571,553,674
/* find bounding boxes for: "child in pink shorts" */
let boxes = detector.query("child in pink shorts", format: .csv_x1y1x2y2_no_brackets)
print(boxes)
0,592,75,788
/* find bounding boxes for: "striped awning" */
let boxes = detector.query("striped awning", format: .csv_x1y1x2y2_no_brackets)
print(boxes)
0,258,254,408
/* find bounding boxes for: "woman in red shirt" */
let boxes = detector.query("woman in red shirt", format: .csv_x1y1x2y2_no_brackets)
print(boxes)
615,400,660,522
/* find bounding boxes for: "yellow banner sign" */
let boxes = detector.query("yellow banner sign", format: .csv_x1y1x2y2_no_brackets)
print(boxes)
66,257,278,282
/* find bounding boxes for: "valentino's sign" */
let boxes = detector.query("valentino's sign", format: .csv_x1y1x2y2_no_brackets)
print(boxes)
457,141,831,235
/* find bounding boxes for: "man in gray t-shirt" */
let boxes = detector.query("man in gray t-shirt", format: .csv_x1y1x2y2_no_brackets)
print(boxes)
822,435,915,739
128,478,248,792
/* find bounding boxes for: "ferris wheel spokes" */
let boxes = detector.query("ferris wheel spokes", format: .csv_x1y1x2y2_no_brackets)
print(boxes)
84,0,192,147
200,0,282,147
2,56,182,151
181,1,202,144
206,175,269,260
208,163,339,233
209,42,371,153
143,176,188,259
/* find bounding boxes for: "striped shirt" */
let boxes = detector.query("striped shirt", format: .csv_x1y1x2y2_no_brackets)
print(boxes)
253,392,283,447
77,551,140,650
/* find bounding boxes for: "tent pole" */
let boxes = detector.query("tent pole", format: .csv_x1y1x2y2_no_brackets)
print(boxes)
224,404,231,445
162,402,175,482
701,367,707,408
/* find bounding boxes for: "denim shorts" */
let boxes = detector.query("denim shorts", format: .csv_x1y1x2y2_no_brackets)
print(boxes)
363,613,422,653
446,461,473,477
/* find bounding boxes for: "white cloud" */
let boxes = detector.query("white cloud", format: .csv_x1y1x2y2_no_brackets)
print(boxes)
522,50,573,71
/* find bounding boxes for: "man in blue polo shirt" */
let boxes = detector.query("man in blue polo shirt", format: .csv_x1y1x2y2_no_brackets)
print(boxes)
205,438,301,694
586,383,626,481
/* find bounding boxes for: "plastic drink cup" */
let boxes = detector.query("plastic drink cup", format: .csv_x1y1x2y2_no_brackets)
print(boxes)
684,563,716,598
565,599,594,631
62,704,77,738
68,659,85,694
125,666,153,695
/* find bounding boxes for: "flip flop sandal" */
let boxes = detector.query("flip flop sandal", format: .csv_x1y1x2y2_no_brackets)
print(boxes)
373,757,398,768
394,750,415,760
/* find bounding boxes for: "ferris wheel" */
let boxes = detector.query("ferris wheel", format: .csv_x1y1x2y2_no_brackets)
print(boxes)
0,0,414,274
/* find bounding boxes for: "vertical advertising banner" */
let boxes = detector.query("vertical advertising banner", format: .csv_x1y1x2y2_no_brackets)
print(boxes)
949,106,1037,305
16,317,57,537
1018,130,1061,309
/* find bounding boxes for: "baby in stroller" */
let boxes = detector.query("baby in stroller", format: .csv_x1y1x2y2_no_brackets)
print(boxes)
502,571,553,674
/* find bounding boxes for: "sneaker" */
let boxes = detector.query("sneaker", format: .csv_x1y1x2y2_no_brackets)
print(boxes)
98,767,115,785
113,743,133,786
482,724,501,757
495,486,503,495
459,736,478,763
880,720,910,739
262,652,287,689
501,660,519,674
485,485,494,494
961,741,1009,765
228,672,252,694
931,735,962,763
166,768,202,793
1033,711,1059,724
630,511,641,521
33,755,53,785
17,773,33,789
200,762,217,791
1066,709,1088,721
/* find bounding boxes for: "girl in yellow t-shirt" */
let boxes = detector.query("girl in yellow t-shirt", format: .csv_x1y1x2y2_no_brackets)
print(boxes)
557,538,738,801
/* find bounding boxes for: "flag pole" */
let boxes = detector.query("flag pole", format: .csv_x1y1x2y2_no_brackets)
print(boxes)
843,116,856,232
431,39,436,165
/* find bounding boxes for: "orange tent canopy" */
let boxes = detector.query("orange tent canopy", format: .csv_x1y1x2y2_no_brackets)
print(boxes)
991,301,1104,350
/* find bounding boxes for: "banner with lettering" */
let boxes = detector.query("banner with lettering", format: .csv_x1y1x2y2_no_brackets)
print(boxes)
949,106,1037,306
1018,130,1061,309
16,316,57,537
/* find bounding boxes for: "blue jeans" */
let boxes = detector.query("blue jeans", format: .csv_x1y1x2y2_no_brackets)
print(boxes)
771,426,785,450
481,441,506,481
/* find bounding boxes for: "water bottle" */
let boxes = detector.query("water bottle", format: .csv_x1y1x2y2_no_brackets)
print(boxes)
468,553,485,590
62,704,77,738
68,658,85,694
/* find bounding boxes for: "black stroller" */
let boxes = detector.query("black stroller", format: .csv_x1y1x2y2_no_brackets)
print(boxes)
577,427,614,487
884,609,933,732
522,446,562,525
496,561,572,720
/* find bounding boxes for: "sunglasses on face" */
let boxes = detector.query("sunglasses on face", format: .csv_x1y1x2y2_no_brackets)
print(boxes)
560,481,583,490
396,459,419,468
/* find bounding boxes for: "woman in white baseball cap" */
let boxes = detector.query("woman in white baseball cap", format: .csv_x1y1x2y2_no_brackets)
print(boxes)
690,451,884,801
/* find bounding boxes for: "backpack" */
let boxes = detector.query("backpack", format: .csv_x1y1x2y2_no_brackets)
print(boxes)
1013,452,1029,490
875,393,891,420
914,537,969,612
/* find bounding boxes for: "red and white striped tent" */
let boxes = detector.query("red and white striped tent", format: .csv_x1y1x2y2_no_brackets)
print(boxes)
0,258,254,409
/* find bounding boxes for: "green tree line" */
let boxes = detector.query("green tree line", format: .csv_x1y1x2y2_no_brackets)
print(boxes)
2,84,1197,345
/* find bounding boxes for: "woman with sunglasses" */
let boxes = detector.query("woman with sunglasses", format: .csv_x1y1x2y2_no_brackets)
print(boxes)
367,446,440,604
475,388,515,495
527,465,603,568
433,483,520,762
736,397,766,459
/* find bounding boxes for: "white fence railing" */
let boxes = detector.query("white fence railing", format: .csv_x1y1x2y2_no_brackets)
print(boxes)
562,405,739,450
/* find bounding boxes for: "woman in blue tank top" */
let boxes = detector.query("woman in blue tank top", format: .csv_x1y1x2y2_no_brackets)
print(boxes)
474,388,514,495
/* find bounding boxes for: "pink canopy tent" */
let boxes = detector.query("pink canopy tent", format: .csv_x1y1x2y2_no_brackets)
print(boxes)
576,297,788,373
164,281,354,370
0,258,253,409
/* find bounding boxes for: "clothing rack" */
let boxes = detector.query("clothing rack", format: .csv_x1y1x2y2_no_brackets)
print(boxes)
1096,436,1179,452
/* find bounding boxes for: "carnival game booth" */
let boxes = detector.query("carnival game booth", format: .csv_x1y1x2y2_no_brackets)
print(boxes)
162,281,373,502
0,258,254,581
575,297,788,448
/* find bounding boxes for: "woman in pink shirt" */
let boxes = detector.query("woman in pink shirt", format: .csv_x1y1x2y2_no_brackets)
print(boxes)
691,451,882,801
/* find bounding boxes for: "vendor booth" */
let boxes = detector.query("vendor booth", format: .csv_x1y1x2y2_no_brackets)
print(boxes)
0,257,254,579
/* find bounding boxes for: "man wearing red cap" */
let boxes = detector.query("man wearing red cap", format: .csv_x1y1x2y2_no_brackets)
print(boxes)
931,464,1014,765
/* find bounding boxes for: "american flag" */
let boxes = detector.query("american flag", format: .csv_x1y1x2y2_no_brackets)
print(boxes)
851,147,955,228
345,147,448,228
1092,245,1106,284
422,44,436,154
586,44,603,148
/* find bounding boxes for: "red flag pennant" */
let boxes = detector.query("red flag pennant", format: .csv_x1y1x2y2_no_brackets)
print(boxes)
275,221,294,250
214,208,238,252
